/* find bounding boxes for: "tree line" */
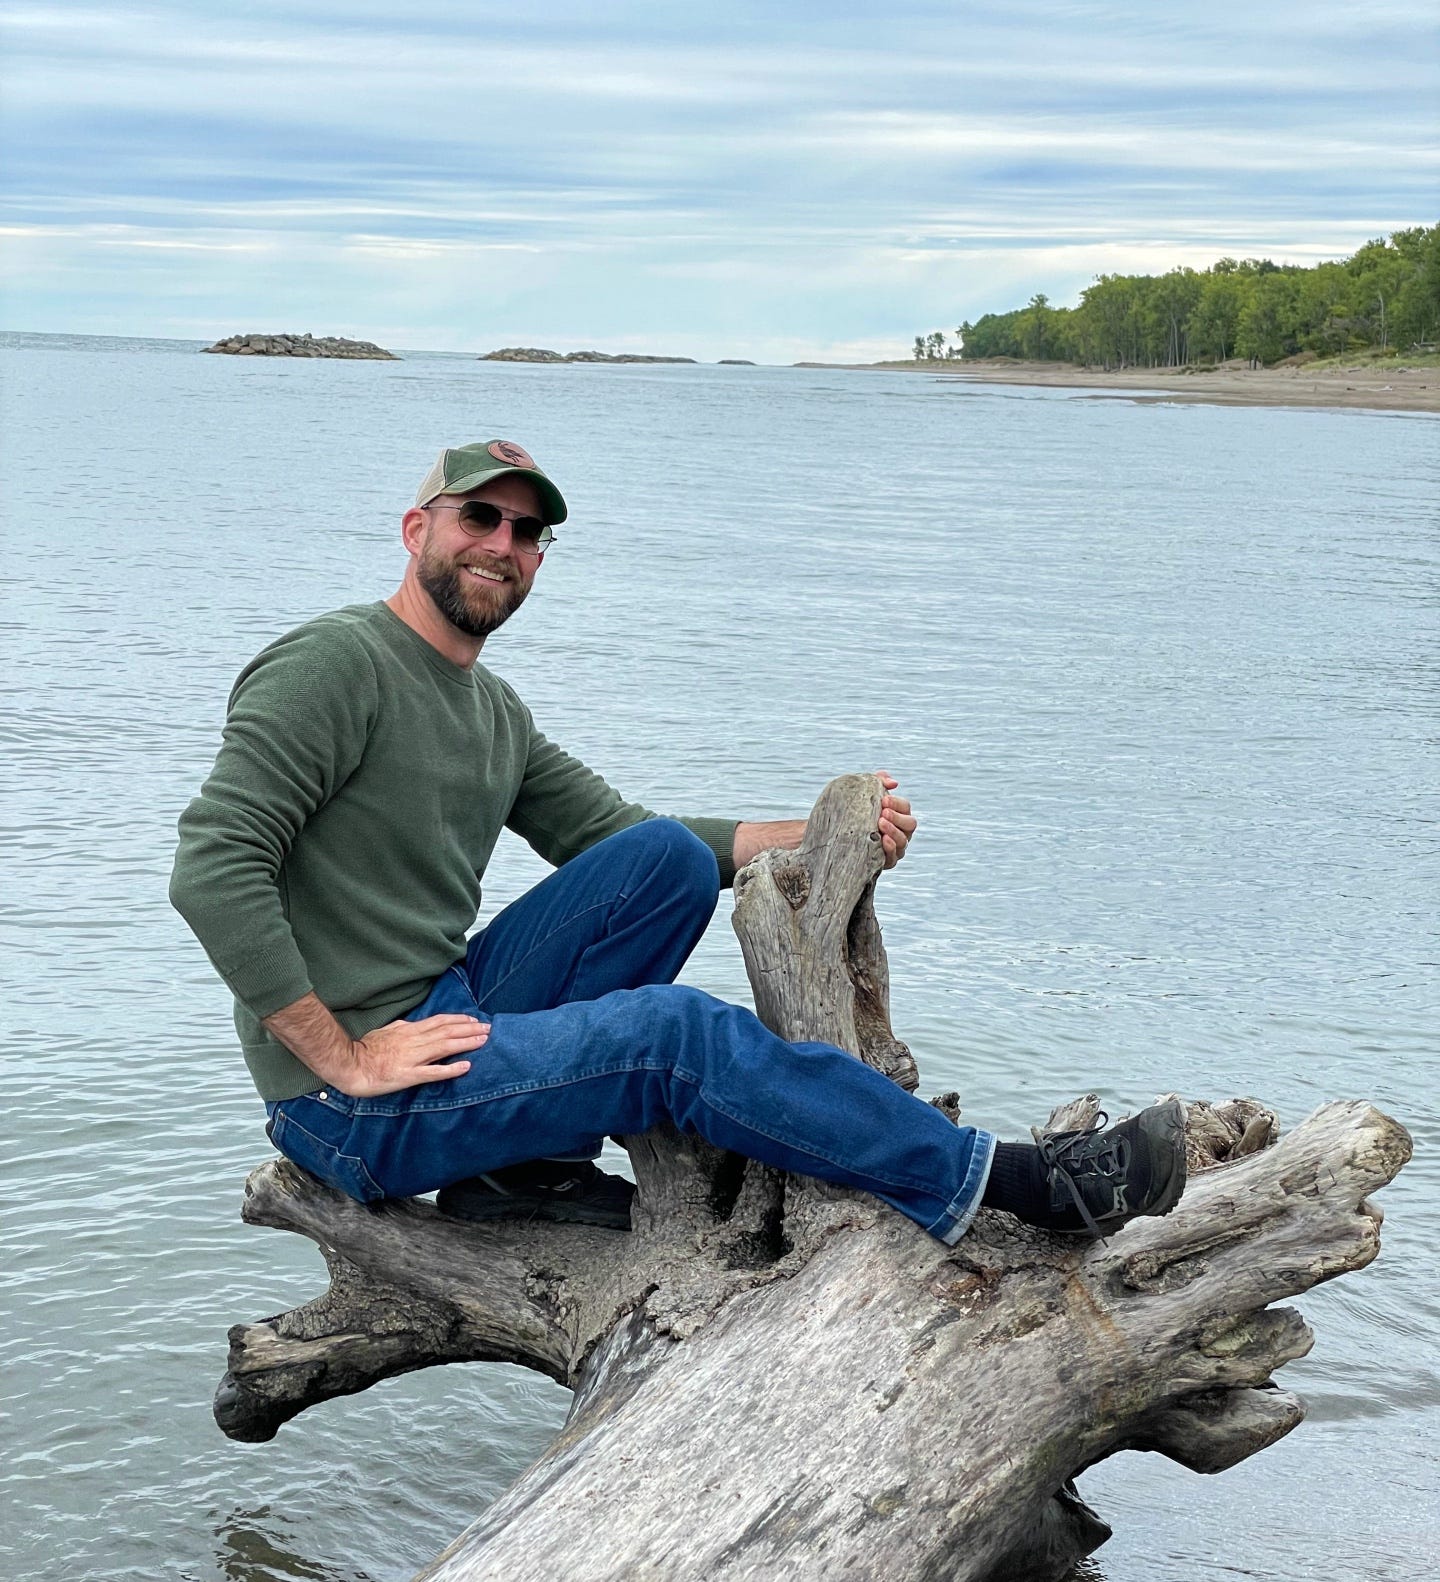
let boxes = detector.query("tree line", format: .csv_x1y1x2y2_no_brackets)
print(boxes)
913,226,1439,368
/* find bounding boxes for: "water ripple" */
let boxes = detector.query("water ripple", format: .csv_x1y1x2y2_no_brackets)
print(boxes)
3,335,1436,1582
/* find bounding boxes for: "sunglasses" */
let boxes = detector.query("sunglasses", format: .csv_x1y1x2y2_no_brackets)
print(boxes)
425,500,555,555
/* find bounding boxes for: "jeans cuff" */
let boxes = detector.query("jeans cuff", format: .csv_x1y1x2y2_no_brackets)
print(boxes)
935,1130,998,1246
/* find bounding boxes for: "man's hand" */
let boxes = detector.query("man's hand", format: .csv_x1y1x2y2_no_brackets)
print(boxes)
874,771,917,869
730,773,918,872
345,1015,489,1097
263,991,489,1098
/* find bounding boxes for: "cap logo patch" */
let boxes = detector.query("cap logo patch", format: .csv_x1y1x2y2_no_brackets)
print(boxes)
488,440,535,468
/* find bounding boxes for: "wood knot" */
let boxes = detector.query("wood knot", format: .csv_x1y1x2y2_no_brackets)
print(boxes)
773,864,811,909
1185,1097,1280,1173
929,1091,963,1123
1119,1226,1251,1291
930,1266,1002,1311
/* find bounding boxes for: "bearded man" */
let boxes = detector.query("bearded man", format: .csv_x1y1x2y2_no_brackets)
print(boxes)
171,439,1187,1240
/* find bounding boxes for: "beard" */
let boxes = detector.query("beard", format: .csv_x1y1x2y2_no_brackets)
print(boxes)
417,542,530,639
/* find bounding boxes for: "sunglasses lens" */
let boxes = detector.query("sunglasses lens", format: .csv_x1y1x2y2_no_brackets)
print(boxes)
458,501,503,533
513,518,551,552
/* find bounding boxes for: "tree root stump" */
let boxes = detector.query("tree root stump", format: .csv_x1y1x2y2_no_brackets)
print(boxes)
217,774,1412,1581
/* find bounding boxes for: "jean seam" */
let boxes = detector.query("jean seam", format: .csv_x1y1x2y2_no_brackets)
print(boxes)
471,896,627,1009
695,1081,968,1206
273,1106,385,1200
446,964,481,1010
350,1056,676,1118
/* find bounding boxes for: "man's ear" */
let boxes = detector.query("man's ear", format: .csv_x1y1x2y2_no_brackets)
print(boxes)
400,507,428,556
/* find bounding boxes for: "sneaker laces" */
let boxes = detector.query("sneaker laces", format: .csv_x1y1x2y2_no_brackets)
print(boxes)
1031,1111,1130,1239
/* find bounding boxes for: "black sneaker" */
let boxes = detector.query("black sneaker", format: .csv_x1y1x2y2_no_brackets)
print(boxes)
436,1159,635,1230
1033,1100,1188,1238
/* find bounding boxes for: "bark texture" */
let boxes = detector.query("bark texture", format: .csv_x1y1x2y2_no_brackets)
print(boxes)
218,774,1411,1581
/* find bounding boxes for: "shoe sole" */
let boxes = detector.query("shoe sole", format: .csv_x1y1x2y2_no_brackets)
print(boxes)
1134,1097,1188,1221
435,1188,632,1231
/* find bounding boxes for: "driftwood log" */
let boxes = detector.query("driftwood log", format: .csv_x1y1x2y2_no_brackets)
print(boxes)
217,774,1412,1581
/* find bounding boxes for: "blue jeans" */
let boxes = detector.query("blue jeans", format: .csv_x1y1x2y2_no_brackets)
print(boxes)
266,820,996,1244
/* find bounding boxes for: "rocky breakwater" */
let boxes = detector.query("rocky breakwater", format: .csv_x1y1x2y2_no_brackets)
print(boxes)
480,347,696,364
204,333,397,360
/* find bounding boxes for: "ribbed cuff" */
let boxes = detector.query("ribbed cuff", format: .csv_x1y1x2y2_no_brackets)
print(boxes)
679,816,741,888
221,942,314,1022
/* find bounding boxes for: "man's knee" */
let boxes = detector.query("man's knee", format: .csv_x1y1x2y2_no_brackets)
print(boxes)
630,818,721,909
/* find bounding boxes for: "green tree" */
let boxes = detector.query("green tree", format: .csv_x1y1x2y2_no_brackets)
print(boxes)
1235,272,1300,365
1295,262,1354,356
957,311,1025,359
1074,275,1143,368
1148,268,1202,366
1346,237,1417,351
931,225,1440,368
1022,294,1052,359
1391,225,1440,347
1189,271,1245,362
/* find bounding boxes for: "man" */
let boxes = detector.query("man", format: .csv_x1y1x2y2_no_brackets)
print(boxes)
171,439,1186,1241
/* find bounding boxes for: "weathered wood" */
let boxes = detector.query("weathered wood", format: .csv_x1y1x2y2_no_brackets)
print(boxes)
215,1170,616,1441
731,778,918,1090
219,773,1412,1581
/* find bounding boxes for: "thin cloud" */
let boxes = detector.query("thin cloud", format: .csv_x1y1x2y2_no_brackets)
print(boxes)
1,0,1434,354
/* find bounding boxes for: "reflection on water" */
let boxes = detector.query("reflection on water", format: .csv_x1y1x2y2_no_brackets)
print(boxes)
203,1510,376,1582
2,333,1437,1581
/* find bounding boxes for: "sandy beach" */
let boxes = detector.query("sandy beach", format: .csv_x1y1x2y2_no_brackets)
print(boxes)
819,358,1440,414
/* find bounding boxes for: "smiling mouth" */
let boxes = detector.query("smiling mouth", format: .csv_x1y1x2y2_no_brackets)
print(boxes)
462,564,509,585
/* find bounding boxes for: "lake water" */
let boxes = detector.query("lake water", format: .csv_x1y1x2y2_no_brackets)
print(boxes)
2,332,1436,1582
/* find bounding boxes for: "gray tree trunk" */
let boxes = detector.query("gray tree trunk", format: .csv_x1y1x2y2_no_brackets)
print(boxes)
217,775,1412,1581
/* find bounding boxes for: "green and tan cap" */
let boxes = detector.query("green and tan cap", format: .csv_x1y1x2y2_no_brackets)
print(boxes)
415,440,568,524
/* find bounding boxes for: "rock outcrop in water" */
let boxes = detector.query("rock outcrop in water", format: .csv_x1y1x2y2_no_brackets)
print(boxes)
204,333,397,360
215,772,1412,1582
481,347,697,364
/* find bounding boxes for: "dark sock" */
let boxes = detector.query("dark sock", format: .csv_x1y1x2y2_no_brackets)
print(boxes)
981,1142,1053,1225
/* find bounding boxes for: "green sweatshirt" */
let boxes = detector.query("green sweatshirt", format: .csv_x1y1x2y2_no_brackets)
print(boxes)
170,602,738,1101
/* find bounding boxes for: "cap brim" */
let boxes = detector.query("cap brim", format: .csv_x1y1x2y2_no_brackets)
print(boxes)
442,466,567,525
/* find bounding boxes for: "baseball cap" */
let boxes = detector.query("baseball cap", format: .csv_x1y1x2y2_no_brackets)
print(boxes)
414,440,568,524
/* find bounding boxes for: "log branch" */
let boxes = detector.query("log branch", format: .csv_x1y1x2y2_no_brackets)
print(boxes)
216,1157,631,1440
731,772,918,1088
1128,1383,1307,1474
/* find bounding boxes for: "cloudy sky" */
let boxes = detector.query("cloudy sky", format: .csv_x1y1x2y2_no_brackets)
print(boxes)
1,0,1435,361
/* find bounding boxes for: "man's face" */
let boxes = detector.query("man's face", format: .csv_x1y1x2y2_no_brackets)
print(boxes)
414,474,545,640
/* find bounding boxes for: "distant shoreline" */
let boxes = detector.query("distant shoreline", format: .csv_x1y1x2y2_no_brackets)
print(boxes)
798,358,1440,414
3,333,1433,412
